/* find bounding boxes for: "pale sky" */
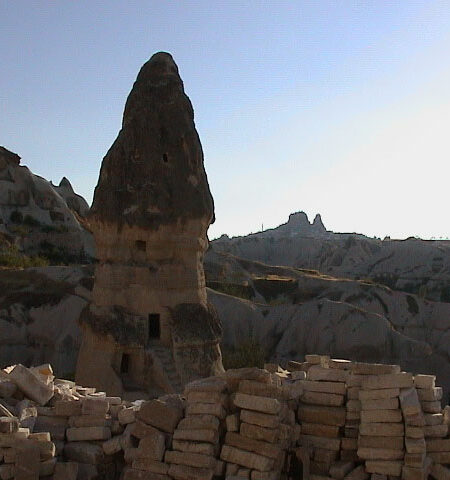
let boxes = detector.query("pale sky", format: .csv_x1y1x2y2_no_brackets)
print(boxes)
1,1,449,240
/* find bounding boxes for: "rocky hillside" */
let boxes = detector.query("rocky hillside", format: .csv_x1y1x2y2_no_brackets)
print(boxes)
1,177,449,401
210,211,450,303
204,216,450,398
0,266,92,377
207,253,449,393
3,264,450,403
0,146,94,264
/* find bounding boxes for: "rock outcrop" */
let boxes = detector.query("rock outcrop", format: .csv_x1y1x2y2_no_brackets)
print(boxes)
3,261,450,403
76,52,223,399
53,177,90,217
211,212,450,302
0,266,92,377
0,146,94,262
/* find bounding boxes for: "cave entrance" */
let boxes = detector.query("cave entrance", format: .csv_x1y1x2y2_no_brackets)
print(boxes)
135,240,146,252
148,313,161,340
120,353,130,374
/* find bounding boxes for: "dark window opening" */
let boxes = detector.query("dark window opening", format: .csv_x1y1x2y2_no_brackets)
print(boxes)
162,153,168,163
135,240,146,252
148,313,161,339
120,353,130,374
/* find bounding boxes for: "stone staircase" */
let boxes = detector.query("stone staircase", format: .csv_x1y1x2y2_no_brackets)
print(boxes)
149,344,183,394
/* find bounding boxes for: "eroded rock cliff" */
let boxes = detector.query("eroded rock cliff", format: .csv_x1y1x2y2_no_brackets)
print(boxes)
0,146,94,263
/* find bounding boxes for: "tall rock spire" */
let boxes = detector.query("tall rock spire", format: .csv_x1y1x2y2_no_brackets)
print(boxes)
76,53,222,398
90,52,214,231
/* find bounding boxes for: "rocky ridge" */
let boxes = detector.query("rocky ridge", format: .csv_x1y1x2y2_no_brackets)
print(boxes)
2,264,450,403
0,146,94,263
210,212,450,303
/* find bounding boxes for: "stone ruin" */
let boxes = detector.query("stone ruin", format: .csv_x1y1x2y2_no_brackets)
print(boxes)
75,52,223,398
1,357,450,480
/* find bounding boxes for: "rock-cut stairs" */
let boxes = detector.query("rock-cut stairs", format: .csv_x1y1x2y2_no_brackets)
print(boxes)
149,344,183,394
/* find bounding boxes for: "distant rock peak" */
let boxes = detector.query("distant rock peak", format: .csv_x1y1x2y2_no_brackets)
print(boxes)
283,211,327,235
59,177,73,190
312,213,326,232
0,146,21,166
287,211,309,226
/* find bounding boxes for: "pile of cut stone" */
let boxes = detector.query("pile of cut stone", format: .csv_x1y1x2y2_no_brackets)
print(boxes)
163,376,226,479
1,358,450,480
287,355,450,480
0,363,63,479
356,364,410,478
293,355,351,478
0,363,138,479
0,362,299,480
159,367,299,480
120,394,184,480
219,368,298,479
415,375,450,480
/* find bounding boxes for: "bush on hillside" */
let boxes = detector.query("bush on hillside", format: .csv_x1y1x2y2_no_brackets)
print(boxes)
221,338,266,369
38,241,79,265
23,215,41,227
10,210,23,223
0,244,48,268
41,224,69,233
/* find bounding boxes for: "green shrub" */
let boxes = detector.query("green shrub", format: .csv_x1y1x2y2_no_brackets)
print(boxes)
10,210,23,223
267,294,290,306
221,339,266,369
8,225,30,236
40,224,69,233
371,273,399,290
38,241,77,265
207,281,254,300
23,215,41,227
253,276,297,303
441,285,450,303
0,244,49,268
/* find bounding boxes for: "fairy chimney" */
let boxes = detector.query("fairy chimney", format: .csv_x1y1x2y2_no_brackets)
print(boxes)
75,52,223,398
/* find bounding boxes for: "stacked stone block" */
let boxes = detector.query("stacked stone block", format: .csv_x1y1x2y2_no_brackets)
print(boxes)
297,355,350,478
219,368,296,480
344,368,361,464
414,375,450,480
399,383,431,480
120,395,183,480
0,362,137,479
0,364,59,479
164,377,226,480
0,416,58,480
357,366,408,478
2,359,450,480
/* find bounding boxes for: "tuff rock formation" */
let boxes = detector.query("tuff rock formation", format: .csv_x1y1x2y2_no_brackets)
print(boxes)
53,177,90,217
76,52,223,398
211,212,450,302
3,262,450,402
0,146,94,261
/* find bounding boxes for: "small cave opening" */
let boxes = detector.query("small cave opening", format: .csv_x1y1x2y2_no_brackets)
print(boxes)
162,153,168,163
120,353,130,374
135,240,146,252
148,313,161,339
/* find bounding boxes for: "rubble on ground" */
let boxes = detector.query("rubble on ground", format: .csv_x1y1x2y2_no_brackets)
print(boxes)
0,359,449,479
